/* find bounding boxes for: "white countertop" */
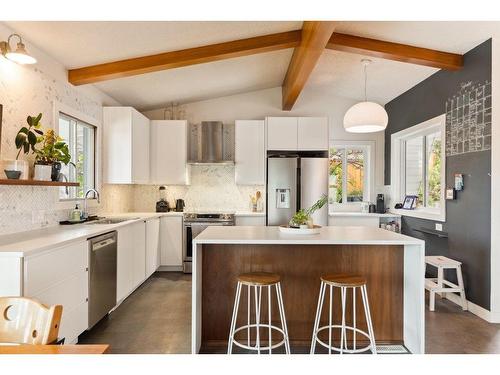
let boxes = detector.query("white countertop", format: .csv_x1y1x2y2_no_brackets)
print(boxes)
193,225,423,246
234,211,266,217
329,212,401,218
0,212,181,257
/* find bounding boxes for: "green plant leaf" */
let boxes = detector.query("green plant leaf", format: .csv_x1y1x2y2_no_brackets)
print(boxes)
34,113,42,124
23,143,30,154
28,131,37,146
15,133,27,148
26,116,33,126
19,127,29,134
34,128,43,135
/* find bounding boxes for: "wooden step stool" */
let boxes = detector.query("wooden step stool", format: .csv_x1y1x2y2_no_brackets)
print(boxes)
425,256,467,312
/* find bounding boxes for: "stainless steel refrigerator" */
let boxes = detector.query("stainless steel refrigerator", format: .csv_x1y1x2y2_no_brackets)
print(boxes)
266,152,329,226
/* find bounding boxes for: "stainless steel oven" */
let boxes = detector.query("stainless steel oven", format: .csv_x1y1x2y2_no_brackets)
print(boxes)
183,213,235,273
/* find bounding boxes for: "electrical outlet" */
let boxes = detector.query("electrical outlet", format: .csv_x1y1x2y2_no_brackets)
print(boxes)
435,223,443,231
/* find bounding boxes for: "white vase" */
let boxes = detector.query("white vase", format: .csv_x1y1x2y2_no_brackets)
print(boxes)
1,159,30,180
33,164,52,181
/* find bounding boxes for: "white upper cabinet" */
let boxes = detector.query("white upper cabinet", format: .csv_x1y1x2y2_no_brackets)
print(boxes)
150,120,190,185
103,107,150,184
235,120,265,185
266,117,298,150
266,117,328,151
297,117,329,150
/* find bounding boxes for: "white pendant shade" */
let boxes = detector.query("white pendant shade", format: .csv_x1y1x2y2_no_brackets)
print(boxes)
343,101,388,133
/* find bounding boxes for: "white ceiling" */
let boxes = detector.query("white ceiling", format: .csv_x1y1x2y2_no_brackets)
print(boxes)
3,21,500,109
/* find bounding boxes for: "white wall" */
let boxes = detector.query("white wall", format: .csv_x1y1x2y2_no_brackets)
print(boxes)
143,86,386,193
0,22,121,235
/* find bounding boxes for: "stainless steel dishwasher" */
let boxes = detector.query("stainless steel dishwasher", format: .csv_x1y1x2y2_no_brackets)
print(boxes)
88,231,117,328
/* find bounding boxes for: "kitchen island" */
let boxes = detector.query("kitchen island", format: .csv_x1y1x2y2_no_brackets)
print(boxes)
192,226,425,354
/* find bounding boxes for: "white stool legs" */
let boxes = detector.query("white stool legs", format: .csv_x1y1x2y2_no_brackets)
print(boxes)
311,281,377,354
228,280,290,354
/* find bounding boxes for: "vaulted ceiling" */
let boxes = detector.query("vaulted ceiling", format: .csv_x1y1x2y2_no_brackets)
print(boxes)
3,21,497,110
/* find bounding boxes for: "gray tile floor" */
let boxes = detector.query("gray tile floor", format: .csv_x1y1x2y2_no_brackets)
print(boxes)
78,272,500,354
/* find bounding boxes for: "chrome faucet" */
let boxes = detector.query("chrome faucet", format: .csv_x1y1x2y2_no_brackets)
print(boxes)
83,188,100,219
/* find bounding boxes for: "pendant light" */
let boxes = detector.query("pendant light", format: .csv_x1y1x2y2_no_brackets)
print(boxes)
343,59,387,133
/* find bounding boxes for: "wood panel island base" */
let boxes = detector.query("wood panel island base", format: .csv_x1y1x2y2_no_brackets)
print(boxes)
192,226,425,354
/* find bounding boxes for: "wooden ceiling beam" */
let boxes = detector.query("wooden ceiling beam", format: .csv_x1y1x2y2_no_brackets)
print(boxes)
281,21,336,111
326,32,463,70
68,30,302,85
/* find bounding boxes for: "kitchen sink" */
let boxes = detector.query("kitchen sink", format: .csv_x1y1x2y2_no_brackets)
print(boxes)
85,217,140,225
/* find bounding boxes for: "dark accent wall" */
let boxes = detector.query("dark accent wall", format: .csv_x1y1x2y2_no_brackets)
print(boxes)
384,39,492,309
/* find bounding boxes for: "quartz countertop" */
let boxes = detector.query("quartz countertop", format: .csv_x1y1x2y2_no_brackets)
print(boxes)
329,212,401,218
0,212,181,257
234,211,266,217
193,225,423,246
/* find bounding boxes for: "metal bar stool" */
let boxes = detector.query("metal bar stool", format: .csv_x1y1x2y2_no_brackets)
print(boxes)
310,274,376,354
228,272,290,354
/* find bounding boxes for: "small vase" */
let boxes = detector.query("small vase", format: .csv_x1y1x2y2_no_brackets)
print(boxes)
34,163,52,181
51,162,62,181
307,217,314,229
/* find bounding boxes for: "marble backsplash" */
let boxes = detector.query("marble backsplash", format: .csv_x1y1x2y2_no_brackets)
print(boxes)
133,165,264,213
0,165,264,235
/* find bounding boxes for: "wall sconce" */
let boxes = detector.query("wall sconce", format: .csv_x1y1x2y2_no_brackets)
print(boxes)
0,33,37,65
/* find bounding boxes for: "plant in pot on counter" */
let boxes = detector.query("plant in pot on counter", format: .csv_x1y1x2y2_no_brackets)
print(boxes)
34,128,72,182
289,194,328,229
5,113,45,179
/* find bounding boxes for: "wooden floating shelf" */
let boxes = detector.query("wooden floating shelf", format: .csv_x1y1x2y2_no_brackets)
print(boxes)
0,179,79,187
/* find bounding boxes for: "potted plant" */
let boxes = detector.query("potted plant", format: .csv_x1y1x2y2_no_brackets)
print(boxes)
5,113,44,179
34,128,71,181
289,194,328,229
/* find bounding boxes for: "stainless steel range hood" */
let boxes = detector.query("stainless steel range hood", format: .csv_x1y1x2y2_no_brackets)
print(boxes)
187,121,234,165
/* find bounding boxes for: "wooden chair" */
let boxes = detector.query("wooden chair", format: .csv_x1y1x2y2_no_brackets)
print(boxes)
0,297,63,345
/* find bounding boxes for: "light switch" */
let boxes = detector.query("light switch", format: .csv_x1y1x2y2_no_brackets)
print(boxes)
435,223,443,231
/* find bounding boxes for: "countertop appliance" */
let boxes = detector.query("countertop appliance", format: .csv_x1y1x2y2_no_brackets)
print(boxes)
376,194,386,214
267,151,329,226
183,212,235,273
88,231,117,329
187,121,233,164
175,199,185,212
156,186,170,212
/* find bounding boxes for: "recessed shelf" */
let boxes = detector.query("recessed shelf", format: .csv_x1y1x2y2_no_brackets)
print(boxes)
0,179,79,187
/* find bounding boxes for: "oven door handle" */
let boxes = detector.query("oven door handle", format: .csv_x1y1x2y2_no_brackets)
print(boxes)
184,222,233,226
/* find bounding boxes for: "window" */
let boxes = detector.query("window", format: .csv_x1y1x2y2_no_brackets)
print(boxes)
329,142,373,208
391,114,446,221
58,112,96,200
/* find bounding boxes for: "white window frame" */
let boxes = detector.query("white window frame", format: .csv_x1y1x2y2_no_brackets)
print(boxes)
329,140,375,212
54,102,102,210
391,114,446,222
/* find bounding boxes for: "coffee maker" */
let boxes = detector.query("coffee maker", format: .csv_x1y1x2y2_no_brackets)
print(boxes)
376,194,386,214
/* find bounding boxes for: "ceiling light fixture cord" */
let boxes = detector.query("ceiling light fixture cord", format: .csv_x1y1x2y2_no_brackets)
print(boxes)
364,62,367,102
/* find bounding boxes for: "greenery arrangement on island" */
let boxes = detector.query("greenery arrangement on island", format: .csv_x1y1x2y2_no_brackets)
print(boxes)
289,194,328,228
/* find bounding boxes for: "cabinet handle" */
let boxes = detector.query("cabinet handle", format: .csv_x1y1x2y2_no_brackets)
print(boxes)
85,267,89,272
85,298,88,302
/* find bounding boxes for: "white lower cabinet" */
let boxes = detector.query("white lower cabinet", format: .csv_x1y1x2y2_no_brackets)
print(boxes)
23,240,89,344
117,221,146,303
160,216,183,267
145,218,160,277
235,215,266,226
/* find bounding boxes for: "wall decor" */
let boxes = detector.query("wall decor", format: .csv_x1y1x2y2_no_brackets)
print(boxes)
454,173,464,191
445,80,491,156
402,195,417,210
446,188,457,200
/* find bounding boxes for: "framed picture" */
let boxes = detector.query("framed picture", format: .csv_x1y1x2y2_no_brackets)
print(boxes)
446,188,456,200
454,174,464,191
402,195,417,210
